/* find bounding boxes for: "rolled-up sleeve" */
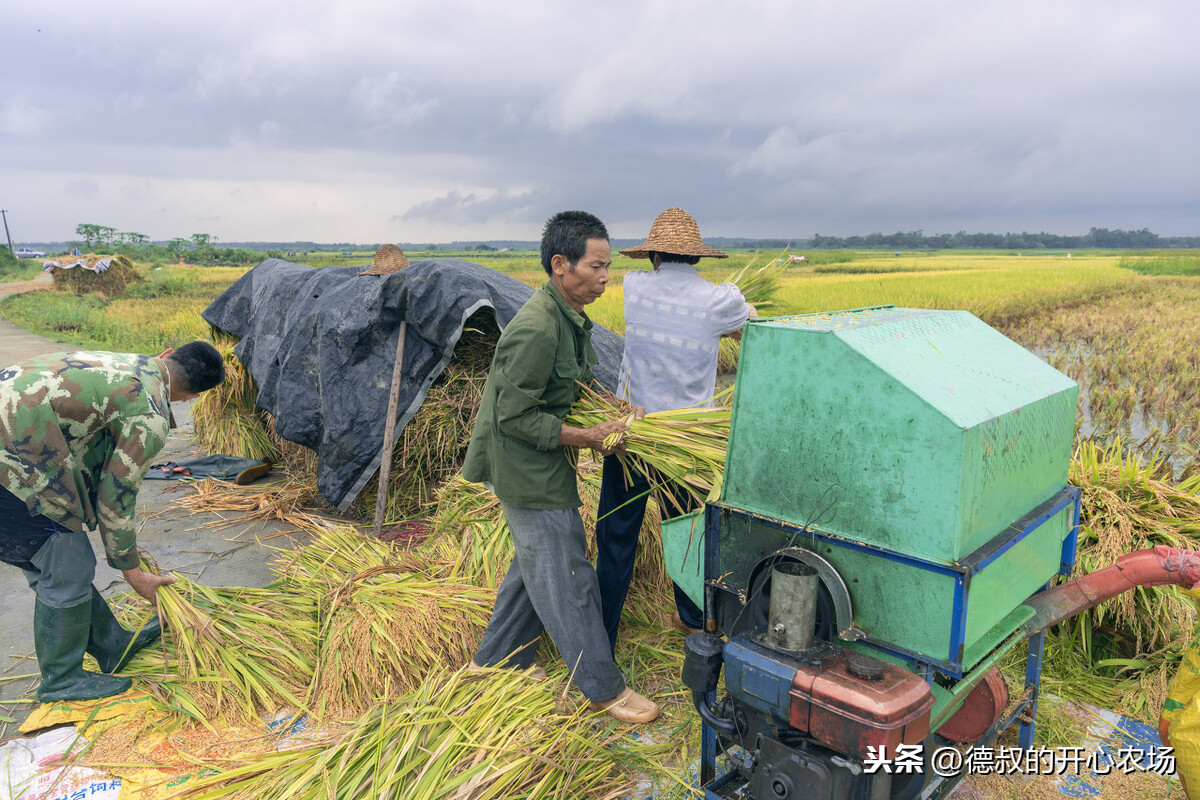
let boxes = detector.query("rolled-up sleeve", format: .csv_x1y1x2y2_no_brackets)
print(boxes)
713,283,752,334
492,324,564,452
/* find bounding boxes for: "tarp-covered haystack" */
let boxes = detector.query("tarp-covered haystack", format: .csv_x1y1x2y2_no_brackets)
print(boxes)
46,253,142,295
197,257,625,518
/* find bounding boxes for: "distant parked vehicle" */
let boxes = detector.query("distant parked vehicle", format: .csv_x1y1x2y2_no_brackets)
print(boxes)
14,247,46,258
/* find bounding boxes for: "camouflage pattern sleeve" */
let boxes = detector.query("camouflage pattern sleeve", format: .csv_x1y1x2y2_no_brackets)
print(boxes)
94,380,169,570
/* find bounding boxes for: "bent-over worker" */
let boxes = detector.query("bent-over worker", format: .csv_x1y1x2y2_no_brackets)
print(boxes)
0,342,225,702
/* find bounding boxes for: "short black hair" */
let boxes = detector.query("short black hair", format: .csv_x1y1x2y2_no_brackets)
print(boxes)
650,251,700,266
540,210,609,275
167,341,225,393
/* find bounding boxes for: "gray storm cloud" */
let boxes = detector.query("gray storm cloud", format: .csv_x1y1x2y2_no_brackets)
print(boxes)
2,0,1197,242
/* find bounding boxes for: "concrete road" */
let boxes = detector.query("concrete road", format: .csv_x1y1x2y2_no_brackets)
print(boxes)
0,278,324,738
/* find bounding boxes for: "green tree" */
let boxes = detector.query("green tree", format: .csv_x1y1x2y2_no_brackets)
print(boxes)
75,223,102,248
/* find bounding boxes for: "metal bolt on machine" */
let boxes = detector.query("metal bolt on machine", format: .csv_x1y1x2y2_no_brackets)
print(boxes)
666,305,1200,799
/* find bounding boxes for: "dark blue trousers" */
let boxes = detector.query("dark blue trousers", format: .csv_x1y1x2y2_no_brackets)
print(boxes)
595,454,704,654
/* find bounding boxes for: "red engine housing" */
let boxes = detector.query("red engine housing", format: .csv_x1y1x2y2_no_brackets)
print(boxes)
788,649,934,761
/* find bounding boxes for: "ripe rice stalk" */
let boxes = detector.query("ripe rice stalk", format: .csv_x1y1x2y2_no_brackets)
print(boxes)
716,251,783,373
191,333,280,463
174,476,331,531
175,667,674,799
1064,438,1200,657
565,382,731,513
306,567,495,720
124,577,318,725
270,524,423,585
425,475,513,589
1019,437,1200,721
723,250,785,312
349,360,489,522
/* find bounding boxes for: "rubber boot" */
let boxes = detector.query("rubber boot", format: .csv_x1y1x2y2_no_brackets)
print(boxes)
87,586,162,673
34,597,132,703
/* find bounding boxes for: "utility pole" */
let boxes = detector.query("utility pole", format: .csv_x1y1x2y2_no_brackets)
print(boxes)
0,210,12,254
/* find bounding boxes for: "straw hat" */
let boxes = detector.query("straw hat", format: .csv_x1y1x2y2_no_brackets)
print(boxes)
358,244,410,275
619,207,728,260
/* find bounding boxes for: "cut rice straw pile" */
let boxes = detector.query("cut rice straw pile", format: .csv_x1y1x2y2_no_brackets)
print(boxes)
174,667,688,800
305,566,495,719
174,476,332,531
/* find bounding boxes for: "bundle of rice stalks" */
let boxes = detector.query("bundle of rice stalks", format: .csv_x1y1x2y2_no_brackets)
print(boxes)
191,333,280,463
718,251,785,371
723,252,785,312
565,383,731,512
177,668,678,799
271,524,422,584
124,577,318,725
307,567,495,719
174,476,329,531
50,253,143,295
349,358,490,522
424,475,513,589
1064,439,1200,656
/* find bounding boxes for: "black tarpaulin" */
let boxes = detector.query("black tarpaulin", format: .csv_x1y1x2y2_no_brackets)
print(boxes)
200,258,624,510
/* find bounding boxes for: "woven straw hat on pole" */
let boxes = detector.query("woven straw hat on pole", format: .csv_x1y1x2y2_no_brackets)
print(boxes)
619,207,728,260
358,244,410,275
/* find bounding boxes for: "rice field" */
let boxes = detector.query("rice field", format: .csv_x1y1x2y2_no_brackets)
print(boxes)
4,248,1199,796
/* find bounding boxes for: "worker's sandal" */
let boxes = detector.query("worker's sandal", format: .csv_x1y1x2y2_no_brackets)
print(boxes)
590,687,659,724
669,612,703,636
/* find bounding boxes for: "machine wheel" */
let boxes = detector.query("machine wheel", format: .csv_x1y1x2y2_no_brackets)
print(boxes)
938,668,1009,743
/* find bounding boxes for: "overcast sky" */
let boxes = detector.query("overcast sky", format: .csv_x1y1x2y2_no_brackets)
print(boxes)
3,1,1198,244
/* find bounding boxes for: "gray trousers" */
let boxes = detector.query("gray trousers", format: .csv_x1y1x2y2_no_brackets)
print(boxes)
23,531,97,608
474,502,625,702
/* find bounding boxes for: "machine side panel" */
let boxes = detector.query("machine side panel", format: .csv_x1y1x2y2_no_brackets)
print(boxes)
725,324,962,560
963,506,1072,648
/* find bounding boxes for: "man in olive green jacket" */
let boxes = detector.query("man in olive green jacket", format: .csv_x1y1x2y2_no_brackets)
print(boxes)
464,210,659,724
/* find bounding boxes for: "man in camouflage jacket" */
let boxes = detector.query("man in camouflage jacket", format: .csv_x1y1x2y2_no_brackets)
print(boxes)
0,342,224,702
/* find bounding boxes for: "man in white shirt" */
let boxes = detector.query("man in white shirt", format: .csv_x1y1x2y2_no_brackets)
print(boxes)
597,207,756,652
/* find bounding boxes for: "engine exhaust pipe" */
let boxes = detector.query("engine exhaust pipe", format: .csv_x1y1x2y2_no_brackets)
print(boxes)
768,562,819,651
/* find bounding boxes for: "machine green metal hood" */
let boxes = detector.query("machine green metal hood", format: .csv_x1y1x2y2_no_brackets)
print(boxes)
722,306,1078,564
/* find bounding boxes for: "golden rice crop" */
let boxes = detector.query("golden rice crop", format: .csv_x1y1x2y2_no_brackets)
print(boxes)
191,332,280,463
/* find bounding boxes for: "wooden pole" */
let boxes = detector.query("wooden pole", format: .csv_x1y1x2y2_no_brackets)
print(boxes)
373,320,407,538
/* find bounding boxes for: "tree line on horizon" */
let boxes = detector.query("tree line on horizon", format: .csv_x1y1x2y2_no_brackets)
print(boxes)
15,223,1196,264
806,227,1199,250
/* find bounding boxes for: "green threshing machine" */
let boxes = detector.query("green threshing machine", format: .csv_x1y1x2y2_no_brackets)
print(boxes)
669,305,1200,799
